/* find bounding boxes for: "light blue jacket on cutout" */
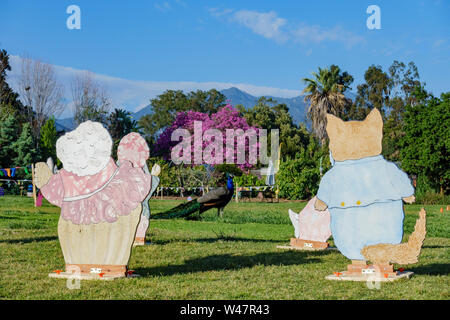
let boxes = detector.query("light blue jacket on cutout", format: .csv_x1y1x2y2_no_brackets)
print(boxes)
317,154,414,260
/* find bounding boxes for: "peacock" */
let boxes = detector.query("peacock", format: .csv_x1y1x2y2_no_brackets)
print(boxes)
152,173,234,219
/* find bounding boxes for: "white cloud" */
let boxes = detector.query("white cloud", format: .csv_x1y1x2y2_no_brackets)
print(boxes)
231,10,288,43
432,39,447,48
154,0,187,13
174,0,187,7
210,8,364,47
290,24,364,47
7,55,300,118
154,1,172,12
208,8,234,18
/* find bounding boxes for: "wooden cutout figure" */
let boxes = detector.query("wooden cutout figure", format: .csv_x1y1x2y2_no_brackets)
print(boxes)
34,121,151,280
288,196,332,250
315,109,426,281
133,163,161,246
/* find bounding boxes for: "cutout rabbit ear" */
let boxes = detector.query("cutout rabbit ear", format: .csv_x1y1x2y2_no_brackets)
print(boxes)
365,108,383,126
46,157,54,171
151,164,161,176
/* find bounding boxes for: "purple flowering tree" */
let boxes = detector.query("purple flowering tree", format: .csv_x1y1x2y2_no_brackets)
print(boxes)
154,104,259,170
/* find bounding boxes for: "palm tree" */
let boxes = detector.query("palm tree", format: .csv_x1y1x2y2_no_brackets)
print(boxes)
302,65,352,145
107,108,140,141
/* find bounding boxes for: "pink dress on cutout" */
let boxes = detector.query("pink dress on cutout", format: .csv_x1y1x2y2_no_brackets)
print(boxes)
41,133,151,225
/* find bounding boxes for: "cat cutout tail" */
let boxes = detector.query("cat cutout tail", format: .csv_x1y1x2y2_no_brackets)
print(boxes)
361,208,426,265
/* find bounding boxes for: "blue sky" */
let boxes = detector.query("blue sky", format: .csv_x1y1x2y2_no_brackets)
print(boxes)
1,0,449,116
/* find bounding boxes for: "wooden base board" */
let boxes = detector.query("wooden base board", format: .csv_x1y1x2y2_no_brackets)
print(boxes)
49,264,140,281
276,244,338,252
133,241,152,246
133,237,145,245
325,271,414,282
48,272,140,281
290,238,329,250
346,263,394,275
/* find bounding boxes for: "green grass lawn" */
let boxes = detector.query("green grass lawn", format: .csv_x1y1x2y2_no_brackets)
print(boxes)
0,195,449,299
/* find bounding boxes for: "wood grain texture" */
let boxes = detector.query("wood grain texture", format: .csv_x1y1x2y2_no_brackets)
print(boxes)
326,108,383,161
34,162,53,189
57,204,142,265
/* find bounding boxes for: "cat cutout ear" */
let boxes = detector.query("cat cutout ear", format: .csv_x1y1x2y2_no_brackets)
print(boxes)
326,113,344,136
365,108,383,128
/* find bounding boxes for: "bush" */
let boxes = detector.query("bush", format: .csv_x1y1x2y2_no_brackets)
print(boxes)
415,192,450,205
277,141,330,200
415,174,450,204
233,173,265,187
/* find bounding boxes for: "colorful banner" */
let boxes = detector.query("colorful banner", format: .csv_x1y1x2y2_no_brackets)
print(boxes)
0,166,31,177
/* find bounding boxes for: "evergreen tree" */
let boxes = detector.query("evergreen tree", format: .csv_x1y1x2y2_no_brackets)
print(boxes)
0,114,19,167
40,117,58,162
383,61,423,162
352,65,391,120
0,49,29,121
12,122,36,166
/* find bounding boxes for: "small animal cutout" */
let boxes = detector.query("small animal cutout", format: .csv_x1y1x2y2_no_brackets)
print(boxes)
289,196,331,243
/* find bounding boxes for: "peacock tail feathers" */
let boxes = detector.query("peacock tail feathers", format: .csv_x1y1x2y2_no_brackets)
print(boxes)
152,199,201,220
152,174,234,220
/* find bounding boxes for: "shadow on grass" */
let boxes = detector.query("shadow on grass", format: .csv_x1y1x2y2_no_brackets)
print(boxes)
0,216,18,220
409,263,450,276
422,245,450,249
135,251,324,276
150,236,285,245
0,235,58,244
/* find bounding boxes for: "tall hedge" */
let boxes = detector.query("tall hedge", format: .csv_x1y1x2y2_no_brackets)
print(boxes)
277,139,330,200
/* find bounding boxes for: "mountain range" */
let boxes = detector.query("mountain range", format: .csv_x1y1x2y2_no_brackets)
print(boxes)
127,87,310,127
56,87,311,131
